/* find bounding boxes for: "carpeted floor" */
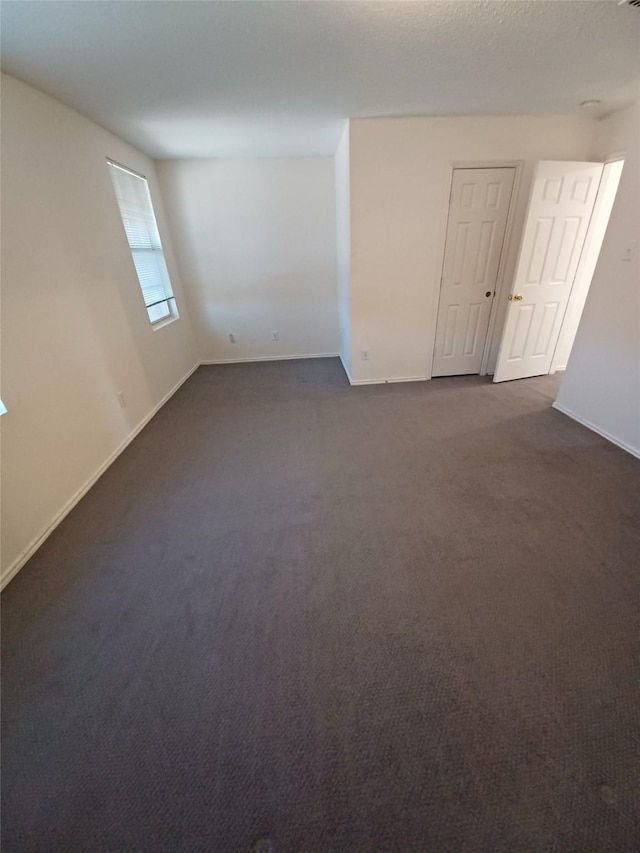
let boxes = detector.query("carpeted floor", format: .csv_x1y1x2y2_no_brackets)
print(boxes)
2,358,639,852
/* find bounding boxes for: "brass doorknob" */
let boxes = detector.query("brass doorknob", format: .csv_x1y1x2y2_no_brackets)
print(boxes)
508,293,524,301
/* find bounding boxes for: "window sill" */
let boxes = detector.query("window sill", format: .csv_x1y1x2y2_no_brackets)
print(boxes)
151,314,179,332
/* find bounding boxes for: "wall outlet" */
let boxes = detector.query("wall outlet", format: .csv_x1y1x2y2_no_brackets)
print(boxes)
117,391,127,408
272,331,279,341
361,350,369,361
229,333,236,343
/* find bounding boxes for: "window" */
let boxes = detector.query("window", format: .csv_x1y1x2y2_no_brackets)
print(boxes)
107,160,177,325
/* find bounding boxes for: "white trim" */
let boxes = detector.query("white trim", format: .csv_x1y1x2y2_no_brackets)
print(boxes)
449,160,523,171
552,401,640,460
150,301,179,331
349,375,429,386
200,353,338,365
0,361,200,590
339,353,428,386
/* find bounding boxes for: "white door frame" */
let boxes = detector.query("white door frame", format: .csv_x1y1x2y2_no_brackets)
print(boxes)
431,160,524,378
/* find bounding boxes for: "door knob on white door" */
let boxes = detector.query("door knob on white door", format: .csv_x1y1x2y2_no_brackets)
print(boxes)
508,294,524,301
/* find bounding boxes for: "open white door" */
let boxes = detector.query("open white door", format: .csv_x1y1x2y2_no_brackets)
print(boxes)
493,161,603,383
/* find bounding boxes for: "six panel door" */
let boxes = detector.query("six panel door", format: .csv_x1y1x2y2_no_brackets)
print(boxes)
493,161,603,383
432,167,516,377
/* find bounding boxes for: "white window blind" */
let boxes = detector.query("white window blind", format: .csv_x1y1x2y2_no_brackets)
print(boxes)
107,160,176,324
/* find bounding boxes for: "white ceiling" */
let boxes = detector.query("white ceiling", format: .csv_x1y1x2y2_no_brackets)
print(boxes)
2,1,639,159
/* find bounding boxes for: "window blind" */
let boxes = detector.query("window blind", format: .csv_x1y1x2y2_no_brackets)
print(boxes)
107,161,175,319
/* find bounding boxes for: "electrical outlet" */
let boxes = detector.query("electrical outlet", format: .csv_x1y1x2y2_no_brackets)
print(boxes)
361,350,369,361
272,331,279,341
229,333,236,343
117,391,126,408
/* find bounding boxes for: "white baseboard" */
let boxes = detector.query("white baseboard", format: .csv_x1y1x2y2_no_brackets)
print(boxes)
1,361,200,590
552,401,640,460
200,353,338,365
338,353,429,387
349,375,429,386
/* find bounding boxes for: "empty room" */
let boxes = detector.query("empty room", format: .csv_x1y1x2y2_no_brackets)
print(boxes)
1,1,639,850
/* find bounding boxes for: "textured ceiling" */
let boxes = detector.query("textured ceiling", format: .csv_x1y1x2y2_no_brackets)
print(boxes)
1,0,639,158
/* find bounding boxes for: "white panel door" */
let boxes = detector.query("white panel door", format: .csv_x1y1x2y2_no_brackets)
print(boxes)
433,167,515,376
493,161,603,383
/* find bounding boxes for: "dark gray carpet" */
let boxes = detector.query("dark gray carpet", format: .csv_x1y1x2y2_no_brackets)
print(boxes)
2,358,639,852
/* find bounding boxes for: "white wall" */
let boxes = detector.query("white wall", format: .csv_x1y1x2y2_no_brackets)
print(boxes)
551,159,624,373
335,123,352,377
156,158,338,363
347,114,596,384
555,95,640,457
0,74,199,585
